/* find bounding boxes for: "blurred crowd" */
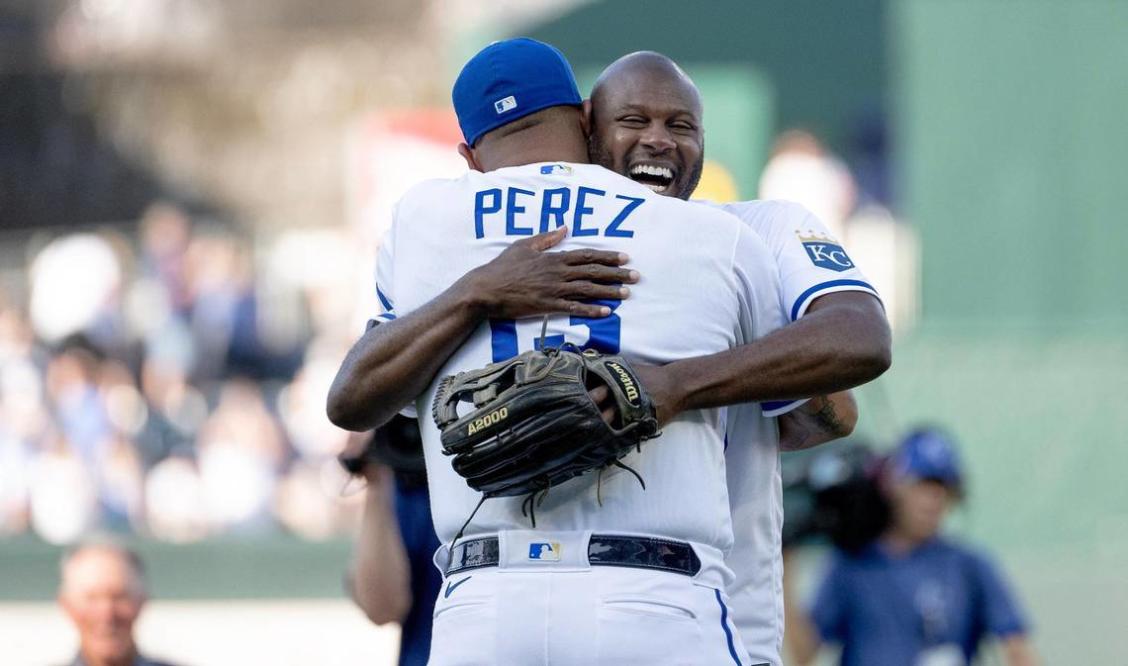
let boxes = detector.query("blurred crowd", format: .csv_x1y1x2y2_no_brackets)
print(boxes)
0,201,371,545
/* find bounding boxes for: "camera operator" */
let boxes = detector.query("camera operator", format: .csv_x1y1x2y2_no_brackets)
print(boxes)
341,417,441,666
783,428,1039,666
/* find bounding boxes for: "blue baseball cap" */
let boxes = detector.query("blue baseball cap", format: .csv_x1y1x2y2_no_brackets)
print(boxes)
890,427,963,490
452,38,582,146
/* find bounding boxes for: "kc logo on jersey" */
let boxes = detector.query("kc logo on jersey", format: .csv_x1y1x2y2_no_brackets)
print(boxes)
797,231,855,272
528,542,562,561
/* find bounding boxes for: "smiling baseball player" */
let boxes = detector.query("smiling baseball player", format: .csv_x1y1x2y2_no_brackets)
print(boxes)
586,52,885,666
329,38,792,665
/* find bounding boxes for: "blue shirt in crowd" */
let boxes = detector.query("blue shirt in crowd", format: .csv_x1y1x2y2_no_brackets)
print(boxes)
810,537,1028,666
392,476,443,666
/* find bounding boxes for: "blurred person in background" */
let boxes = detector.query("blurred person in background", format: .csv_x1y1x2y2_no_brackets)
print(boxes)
137,202,194,317
29,432,98,545
342,421,441,666
0,294,47,535
183,232,249,381
38,337,146,539
46,338,113,468
95,360,147,531
28,233,125,350
96,435,145,532
757,129,857,241
784,428,1038,666
136,351,205,468
195,378,286,534
143,454,209,543
57,540,181,666
183,231,304,383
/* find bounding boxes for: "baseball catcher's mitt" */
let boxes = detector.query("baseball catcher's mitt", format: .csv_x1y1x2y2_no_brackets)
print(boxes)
432,345,661,502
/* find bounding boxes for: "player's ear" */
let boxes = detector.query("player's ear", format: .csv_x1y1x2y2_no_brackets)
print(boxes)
457,143,482,172
580,99,593,138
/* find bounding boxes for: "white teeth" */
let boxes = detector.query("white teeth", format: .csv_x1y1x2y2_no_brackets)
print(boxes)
646,183,665,193
630,164,673,180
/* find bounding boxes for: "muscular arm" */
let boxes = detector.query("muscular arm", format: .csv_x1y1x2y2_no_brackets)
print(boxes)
326,226,637,432
327,279,488,432
778,390,858,452
636,291,890,424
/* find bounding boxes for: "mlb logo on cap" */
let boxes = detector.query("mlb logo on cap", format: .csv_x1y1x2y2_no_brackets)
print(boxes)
494,96,517,114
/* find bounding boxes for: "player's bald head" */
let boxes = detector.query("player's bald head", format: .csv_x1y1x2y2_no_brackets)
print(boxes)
591,52,702,117
587,52,704,199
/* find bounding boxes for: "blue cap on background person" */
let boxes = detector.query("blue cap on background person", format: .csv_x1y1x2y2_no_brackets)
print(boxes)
890,427,964,492
452,37,582,146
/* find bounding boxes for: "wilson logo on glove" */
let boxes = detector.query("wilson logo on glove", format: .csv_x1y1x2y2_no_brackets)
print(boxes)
605,361,641,407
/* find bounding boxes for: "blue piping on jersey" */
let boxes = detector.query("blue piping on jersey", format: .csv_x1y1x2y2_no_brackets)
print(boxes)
376,285,394,312
790,279,877,321
762,400,794,412
714,587,743,666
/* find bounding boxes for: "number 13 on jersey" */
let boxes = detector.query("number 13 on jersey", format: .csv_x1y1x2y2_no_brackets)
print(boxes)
488,299,622,362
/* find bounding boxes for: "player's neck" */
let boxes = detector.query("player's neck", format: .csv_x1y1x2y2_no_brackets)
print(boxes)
476,130,590,171
483,145,589,170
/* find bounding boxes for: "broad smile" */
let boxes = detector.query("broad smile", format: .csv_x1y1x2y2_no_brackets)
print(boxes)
628,161,678,194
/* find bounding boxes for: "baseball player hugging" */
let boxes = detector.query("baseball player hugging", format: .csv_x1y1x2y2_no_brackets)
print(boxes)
368,39,788,665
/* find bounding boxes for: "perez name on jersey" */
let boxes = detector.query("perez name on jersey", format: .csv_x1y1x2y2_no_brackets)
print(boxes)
474,186,645,239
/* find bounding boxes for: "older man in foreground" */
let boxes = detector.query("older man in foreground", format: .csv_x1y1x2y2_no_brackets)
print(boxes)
57,541,180,666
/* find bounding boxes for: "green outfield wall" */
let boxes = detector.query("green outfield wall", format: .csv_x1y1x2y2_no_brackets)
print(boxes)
895,0,1128,332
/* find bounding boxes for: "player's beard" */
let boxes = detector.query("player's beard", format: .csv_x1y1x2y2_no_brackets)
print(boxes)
680,154,704,201
587,131,705,202
587,131,616,177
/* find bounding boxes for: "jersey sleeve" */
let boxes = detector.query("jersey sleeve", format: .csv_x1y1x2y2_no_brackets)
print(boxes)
731,224,805,416
372,215,398,326
733,223,786,348
969,551,1030,638
371,208,418,418
760,201,881,322
731,218,807,417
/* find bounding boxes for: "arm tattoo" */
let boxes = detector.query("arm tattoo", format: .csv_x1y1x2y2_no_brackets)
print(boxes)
811,396,848,437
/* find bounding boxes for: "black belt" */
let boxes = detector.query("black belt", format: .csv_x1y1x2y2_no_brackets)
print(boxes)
445,534,702,577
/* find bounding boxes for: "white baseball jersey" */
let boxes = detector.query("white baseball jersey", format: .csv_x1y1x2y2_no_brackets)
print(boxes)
374,162,786,556
716,199,879,665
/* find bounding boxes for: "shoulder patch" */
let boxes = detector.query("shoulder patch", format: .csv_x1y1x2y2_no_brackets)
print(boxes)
796,230,854,272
